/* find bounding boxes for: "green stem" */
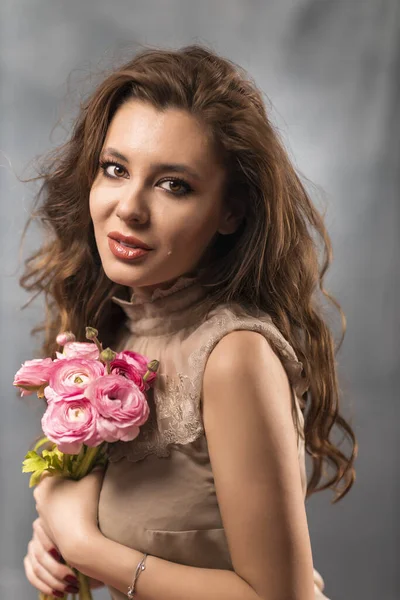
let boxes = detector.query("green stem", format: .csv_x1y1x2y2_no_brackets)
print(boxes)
33,436,50,452
93,337,103,354
74,445,101,479
62,453,72,475
76,571,93,600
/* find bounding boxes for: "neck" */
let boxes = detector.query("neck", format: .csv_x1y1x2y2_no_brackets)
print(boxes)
129,268,200,303
111,268,211,337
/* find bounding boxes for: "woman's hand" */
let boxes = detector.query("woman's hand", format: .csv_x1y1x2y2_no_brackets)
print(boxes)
33,467,106,567
24,517,78,597
24,517,105,597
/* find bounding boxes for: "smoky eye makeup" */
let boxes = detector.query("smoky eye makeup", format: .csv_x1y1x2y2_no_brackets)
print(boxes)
98,158,194,197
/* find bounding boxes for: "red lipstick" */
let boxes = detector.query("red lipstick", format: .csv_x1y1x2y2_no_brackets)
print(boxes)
107,232,153,262
107,231,152,250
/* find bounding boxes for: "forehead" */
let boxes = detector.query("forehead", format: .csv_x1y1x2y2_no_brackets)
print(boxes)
103,99,219,173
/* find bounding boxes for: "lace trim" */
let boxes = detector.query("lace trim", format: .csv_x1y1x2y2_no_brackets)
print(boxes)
187,312,308,442
108,372,204,463
108,309,308,463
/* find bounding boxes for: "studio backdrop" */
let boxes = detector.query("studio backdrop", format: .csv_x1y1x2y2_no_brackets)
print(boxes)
1,1,398,599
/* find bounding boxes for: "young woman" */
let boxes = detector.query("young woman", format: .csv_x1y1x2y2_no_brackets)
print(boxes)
21,44,357,600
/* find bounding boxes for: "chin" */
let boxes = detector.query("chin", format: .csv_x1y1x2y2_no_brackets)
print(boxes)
102,252,195,289
102,260,165,290
102,261,144,287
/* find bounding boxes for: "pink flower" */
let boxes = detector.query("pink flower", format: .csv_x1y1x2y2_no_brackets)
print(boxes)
13,358,54,396
110,358,145,391
84,374,149,443
41,397,101,454
56,342,100,361
116,350,157,387
48,358,105,398
56,331,76,346
43,386,64,404
116,350,149,375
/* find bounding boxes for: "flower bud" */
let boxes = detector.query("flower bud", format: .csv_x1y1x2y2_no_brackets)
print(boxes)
56,331,76,346
147,359,159,373
85,327,99,340
100,347,117,363
143,359,159,383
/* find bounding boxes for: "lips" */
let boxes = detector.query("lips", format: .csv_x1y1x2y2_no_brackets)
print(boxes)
107,231,152,250
107,237,151,261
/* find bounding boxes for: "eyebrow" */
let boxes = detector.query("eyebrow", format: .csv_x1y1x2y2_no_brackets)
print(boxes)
100,147,202,181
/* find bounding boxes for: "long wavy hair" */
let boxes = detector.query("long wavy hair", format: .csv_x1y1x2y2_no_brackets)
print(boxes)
19,44,357,502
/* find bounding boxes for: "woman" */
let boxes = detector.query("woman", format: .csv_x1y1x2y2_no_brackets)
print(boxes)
21,44,357,599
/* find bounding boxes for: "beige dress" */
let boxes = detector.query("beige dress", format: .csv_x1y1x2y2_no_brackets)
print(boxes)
97,273,330,599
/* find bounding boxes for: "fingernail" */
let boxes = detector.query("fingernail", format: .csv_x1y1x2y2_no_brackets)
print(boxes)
65,584,80,594
51,591,65,599
49,548,62,561
63,574,79,585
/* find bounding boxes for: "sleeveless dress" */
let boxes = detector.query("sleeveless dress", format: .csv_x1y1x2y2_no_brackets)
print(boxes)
97,272,330,599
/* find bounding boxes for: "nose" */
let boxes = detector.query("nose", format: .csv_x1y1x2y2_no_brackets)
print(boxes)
115,182,150,225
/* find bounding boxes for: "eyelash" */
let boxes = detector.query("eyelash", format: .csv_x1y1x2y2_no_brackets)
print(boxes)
98,160,193,197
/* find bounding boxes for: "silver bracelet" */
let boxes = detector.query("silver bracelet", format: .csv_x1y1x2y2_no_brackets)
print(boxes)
127,553,148,598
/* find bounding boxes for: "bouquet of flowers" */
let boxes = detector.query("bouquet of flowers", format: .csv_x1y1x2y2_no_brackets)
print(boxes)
14,327,159,600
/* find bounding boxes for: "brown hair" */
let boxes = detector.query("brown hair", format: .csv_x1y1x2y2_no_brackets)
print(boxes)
19,44,357,502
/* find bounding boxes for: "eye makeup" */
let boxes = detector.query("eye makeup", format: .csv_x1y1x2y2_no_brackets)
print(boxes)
98,159,194,197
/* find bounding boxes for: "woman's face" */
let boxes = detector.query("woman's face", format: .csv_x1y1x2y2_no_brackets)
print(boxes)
89,99,238,299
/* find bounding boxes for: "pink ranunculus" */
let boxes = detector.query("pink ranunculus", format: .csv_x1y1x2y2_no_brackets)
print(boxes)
56,331,76,346
41,397,101,454
116,350,150,375
84,374,149,443
116,350,157,387
43,386,65,404
56,341,100,361
13,358,54,396
110,358,145,391
48,358,105,398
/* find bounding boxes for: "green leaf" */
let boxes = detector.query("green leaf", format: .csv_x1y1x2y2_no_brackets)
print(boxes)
29,470,47,488
22,451,48,473
42,449,63,471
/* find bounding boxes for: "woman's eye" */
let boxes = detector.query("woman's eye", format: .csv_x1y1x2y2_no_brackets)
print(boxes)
99,160,127,179
158,178,193,197
98,161,192,196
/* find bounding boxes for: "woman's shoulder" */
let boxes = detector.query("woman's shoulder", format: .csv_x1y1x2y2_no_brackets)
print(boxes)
180,301,309,440
186,301,307,392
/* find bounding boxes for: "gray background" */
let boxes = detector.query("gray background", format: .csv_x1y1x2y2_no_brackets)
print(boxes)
1,1,399,599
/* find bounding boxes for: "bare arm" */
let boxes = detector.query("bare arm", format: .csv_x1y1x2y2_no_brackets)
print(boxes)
201,330,315,599
67,330,315,600
72,535,260,600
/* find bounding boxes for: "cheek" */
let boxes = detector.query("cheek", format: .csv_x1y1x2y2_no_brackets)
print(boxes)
171,208,220,248
89,188,108,228
88,190,98,224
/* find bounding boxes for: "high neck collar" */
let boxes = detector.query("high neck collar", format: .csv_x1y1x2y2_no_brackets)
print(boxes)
111,270,210,336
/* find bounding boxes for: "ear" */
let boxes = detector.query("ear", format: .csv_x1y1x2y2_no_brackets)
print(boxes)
218,204,245,235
